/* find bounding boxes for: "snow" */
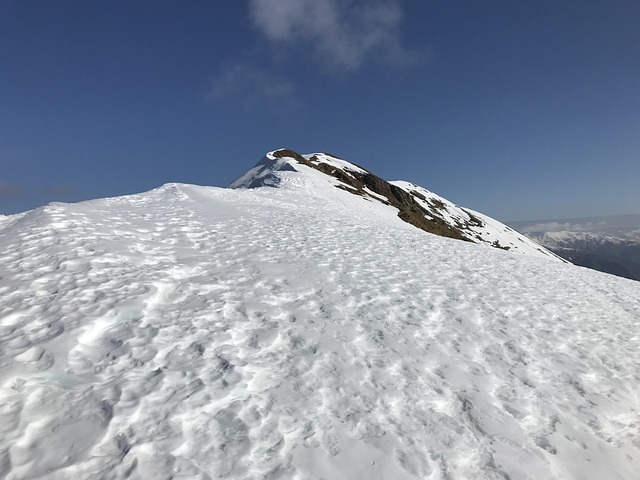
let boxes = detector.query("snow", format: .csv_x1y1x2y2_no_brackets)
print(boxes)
301,152,369,175
228,151,368,191
233,151,562,261
390,181,563,260
1,165,640,479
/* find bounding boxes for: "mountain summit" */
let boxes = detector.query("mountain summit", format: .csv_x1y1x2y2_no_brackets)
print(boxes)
0,150,638,479
230,148,562,260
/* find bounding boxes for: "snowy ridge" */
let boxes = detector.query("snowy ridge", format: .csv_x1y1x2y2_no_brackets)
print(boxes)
230,149,562,261
1,153,640,479
390,181,556,258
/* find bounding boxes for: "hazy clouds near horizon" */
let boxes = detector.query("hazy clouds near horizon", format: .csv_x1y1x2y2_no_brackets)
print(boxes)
509,214,640,235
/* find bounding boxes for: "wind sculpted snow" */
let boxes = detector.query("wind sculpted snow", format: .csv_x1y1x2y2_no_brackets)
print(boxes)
0,165,639,479
231,149,564,260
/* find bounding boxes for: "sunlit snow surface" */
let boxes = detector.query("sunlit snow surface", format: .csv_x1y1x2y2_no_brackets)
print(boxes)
1,170,640,479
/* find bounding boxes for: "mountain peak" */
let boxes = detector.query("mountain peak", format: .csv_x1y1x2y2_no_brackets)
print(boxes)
228,148,368,189
230,148,564,261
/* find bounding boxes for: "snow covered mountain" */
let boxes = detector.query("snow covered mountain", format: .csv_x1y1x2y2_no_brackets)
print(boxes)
230,149,561,261
1,150,639,479
511,215,640,281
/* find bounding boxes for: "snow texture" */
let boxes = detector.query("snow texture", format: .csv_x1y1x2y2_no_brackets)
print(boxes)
1,158,640,479
390,181,559,259
231,150,563,261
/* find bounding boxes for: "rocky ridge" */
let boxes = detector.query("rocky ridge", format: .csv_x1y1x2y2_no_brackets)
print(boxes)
230,148,562,261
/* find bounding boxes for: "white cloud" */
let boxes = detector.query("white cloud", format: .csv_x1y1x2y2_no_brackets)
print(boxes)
207,1,425,104
520,221,600,234
248,0,426,71
207,63,296,107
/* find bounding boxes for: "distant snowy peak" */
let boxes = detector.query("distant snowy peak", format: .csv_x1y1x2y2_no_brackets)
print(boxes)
517,229,640,282
529,230,640,250
230,148,563,261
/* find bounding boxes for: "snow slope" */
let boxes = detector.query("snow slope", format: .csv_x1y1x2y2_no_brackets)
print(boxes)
231,150,562,261
1,155,640,479
390,181,554,258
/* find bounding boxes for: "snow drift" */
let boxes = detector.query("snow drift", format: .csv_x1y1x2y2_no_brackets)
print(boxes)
0,150,639,479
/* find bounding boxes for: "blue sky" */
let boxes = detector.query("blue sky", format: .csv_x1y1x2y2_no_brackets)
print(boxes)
1,0,639,221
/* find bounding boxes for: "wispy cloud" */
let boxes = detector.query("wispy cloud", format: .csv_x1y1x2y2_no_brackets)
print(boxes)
519,221,604,234
249,0,426,71
0,181,24,197
207,63,296,108
208,1,426,105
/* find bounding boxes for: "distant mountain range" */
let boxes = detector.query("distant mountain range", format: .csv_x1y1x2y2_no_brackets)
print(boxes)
509,215,640,281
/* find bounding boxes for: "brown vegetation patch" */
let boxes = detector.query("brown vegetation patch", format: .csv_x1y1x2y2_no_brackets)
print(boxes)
428,198,447,211
410,190,427,201
460,208,484,228
492,240,511,250
272,149,308,163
